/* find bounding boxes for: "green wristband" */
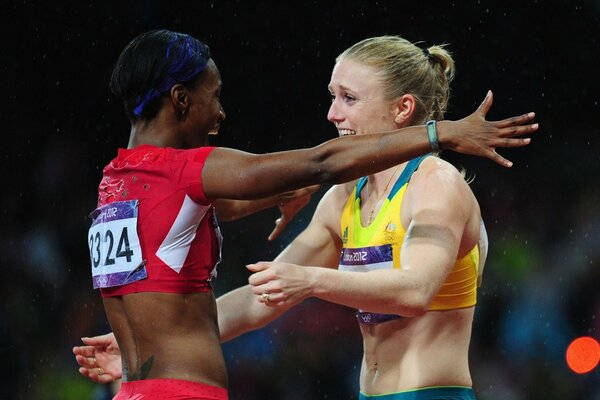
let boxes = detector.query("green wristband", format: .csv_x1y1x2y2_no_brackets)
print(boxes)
426,120,440,154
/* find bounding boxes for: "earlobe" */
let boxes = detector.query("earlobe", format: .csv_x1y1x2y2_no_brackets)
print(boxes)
394,94,416,124
171,84,189,119
172,85,187,103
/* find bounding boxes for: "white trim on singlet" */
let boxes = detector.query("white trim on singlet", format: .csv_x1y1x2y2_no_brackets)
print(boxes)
156,195,210,273
477,220,488,287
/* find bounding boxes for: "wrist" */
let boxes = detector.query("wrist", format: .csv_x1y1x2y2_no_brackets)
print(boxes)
432,120,452,151
426,120,442,154
307,266,324,297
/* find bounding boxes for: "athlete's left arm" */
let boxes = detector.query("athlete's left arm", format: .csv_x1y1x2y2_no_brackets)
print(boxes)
247,159,476,317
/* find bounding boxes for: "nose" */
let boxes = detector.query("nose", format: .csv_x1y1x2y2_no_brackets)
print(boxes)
327,100,343,124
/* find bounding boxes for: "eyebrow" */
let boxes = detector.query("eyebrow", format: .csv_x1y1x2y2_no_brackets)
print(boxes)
328,84,353,92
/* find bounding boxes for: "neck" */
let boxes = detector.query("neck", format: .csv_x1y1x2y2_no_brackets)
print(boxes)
127,111,204,149
367,164,404,194
362,164,402,225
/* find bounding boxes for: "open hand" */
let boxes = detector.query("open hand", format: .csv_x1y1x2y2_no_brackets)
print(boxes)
72,332,122,384
441,90,539,167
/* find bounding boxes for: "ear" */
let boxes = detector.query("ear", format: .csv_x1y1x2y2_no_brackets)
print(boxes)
392,94,416,126
170,84,189,116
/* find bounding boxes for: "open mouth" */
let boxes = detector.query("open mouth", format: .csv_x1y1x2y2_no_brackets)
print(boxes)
338,129,356,137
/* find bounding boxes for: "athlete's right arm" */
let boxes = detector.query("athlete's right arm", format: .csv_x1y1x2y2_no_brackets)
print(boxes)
217,186,345,342
214,185,319,240
202,91,537,201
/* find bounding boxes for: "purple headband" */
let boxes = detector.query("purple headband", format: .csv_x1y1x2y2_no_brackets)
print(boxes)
133,35,210,117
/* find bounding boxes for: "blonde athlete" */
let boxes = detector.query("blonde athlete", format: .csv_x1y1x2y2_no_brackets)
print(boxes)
228,37,499,400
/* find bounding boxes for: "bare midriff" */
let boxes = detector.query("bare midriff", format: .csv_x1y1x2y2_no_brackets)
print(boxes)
103,291,227,388
359,307,474,395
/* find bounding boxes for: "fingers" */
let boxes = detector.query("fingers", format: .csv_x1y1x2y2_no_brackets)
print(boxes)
493,137,531,148
494,112,537,130
256,291,284,306
250,280,278,295
268,217,287,241
87,367,115,384
246,262,269,273
81,335,111,347
75,354,97,368
486,150,513,168
247,263,273,286
250,284,284,306
76,354,116,383
73,345,96,358
476,90,493,115
497,123,538,138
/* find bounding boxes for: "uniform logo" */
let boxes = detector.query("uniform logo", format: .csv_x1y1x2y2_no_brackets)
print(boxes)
96,275,109,287
384,222,396,243
359,313,372,323
342,226,348,244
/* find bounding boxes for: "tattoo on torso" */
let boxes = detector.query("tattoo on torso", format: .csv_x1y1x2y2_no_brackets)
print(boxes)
122,354,154,380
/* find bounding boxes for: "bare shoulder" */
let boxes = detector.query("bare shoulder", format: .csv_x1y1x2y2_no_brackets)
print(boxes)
316,180,356,208
404,157,482,254
407,157,479,215
312,181,357,229
414,156,466,184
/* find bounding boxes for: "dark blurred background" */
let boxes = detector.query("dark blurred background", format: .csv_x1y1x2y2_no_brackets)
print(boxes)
1,1,599,399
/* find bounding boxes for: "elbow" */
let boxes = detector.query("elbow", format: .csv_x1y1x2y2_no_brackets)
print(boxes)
402,304,428,318
394,292,431,317
308,144,359,184
404,304,428,317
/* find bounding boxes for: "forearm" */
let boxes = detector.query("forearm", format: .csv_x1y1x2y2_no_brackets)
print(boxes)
308,267,429,317
308,215,461,316
205,124,435,200
217,285,290,342
259,120,465,189
305,124,433,183
214,197,281,222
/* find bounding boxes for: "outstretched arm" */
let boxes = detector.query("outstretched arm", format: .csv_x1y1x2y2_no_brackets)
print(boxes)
203,91,537,200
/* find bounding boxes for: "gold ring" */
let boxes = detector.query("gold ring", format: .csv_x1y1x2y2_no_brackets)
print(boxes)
262,292,271,304
97,367,104,376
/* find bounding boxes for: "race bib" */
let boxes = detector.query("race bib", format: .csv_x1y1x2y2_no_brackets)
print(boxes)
88,200,146,289
338,244,393,272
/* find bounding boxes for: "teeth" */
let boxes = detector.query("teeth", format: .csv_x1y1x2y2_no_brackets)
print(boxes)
339,129,356,136
208,129,219,136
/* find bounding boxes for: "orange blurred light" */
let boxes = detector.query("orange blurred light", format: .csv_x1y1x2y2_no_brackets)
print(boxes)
566,336,600,374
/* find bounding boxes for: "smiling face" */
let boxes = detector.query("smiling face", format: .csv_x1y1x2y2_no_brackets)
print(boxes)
327,59,400,137
184,59,226,147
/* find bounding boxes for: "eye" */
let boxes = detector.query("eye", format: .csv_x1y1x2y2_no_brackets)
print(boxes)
329,92,336,103
343,94,356,103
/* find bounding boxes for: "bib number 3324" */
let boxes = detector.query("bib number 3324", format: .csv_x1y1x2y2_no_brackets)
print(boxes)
88,200,146,289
